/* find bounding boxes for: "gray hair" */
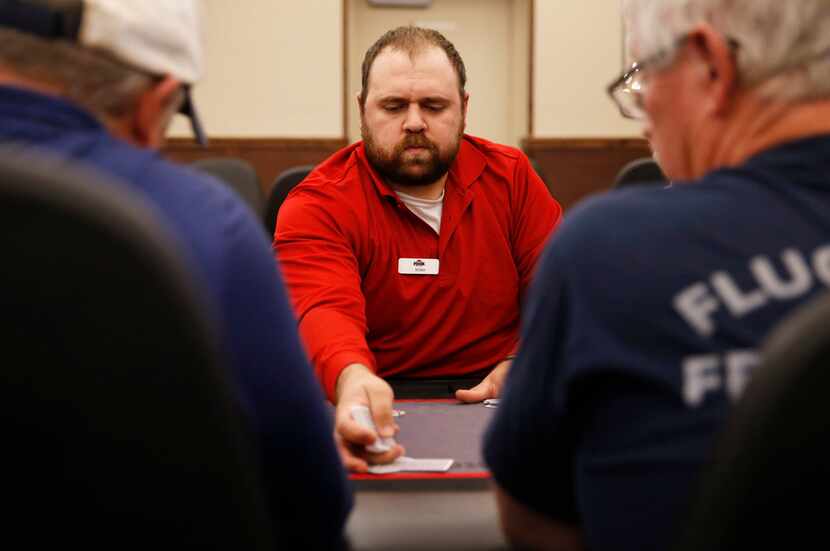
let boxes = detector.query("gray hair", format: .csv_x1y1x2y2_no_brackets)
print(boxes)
624,0,830,102
0,28,159,119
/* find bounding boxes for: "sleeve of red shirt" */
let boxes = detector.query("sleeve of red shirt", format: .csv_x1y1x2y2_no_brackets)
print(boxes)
274,190,375,401
510,153,562,305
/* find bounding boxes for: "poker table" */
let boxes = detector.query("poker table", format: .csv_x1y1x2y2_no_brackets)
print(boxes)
344,378,507,550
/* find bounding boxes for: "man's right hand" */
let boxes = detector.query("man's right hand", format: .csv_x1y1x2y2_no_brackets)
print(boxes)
334,363,404,472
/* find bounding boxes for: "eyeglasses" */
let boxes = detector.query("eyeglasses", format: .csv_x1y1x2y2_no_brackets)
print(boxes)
607,35,740,120
607,63,649,120
606,38,688,120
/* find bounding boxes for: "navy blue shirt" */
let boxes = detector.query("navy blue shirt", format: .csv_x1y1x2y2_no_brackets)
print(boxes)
484,135,830,551
0,86,352,548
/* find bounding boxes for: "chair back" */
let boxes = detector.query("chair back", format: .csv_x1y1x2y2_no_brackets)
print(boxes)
529,157,547,185
675,291,830,550
613,156,667,188
0,151,274,549
265,164,314,238
192,157,264,218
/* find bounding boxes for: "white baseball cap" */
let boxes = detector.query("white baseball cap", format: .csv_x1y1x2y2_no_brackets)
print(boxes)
0,0,207,145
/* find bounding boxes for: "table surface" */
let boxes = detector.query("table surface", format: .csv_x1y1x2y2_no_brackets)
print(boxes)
345,399,507,550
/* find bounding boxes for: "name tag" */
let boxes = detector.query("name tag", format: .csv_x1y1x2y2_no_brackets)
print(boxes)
398,258,440,275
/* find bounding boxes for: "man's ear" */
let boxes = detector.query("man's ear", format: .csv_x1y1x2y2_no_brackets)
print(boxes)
133,75,183,148
688,24,738,117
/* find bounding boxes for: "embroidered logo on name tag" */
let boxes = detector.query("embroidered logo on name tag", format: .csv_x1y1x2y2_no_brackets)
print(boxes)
398,258,439,275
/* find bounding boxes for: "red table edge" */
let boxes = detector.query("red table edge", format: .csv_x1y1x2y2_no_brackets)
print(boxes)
351,397,491,480
350,471,490,480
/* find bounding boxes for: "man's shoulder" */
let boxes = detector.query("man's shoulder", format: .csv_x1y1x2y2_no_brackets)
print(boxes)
463,134,523,159
79,135,220,192
87,140,263,247
540,172,769,293
118,145,244,216
544,184,712,272
145,154,226,195
458,135,535,191
284,143,371,214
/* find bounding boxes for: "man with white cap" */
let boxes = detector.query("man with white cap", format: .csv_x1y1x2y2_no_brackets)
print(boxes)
484,0,830,550
0,1,352,547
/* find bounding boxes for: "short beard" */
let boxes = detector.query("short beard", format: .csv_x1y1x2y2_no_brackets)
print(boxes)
362,120,462,189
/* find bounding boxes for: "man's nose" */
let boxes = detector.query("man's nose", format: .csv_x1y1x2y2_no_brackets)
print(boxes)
403,105,426,133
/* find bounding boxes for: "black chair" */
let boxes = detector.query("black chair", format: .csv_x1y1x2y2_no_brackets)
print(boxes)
264,164,314,238
192,157,265,218
675,291,830,551
613,156,668,188
529,157,546,185
0,152,274,549
388,373,488,399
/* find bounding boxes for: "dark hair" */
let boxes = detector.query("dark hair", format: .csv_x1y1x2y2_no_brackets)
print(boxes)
359,25,466,107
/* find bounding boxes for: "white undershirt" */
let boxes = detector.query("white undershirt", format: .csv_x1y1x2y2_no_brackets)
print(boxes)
395,189,445,235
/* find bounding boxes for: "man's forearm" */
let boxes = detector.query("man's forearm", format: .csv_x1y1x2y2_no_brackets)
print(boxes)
335,363,374,404
298,308,375,401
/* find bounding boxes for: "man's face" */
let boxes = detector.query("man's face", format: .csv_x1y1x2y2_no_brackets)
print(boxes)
641,68,688,180
638,46,710,181
360,46,468,188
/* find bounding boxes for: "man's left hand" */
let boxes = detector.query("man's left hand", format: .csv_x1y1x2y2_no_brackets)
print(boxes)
455,358,512,403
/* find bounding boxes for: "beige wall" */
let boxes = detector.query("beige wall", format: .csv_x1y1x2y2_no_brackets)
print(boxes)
171,0,640,141
346,0,529,147
533,0,639,138
169,0,343,138
510,0,531,144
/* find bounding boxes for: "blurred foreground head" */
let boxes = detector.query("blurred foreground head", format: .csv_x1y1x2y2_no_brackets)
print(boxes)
612,0,830,180
0,0,207,146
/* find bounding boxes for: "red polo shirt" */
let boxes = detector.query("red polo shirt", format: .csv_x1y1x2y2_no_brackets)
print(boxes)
275,135,561,400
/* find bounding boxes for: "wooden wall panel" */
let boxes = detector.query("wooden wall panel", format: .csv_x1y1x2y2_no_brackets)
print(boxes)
164,137,651,213
163,138,349,197
523,138,652,211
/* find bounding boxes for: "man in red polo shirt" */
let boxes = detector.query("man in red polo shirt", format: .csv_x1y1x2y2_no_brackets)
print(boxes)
274,26,561,470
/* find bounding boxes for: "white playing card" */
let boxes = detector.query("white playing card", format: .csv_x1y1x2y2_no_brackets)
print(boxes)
350,405,396,453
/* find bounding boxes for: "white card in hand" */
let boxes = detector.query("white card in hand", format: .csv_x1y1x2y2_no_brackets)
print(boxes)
350,404,396,453
367,457,454,474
